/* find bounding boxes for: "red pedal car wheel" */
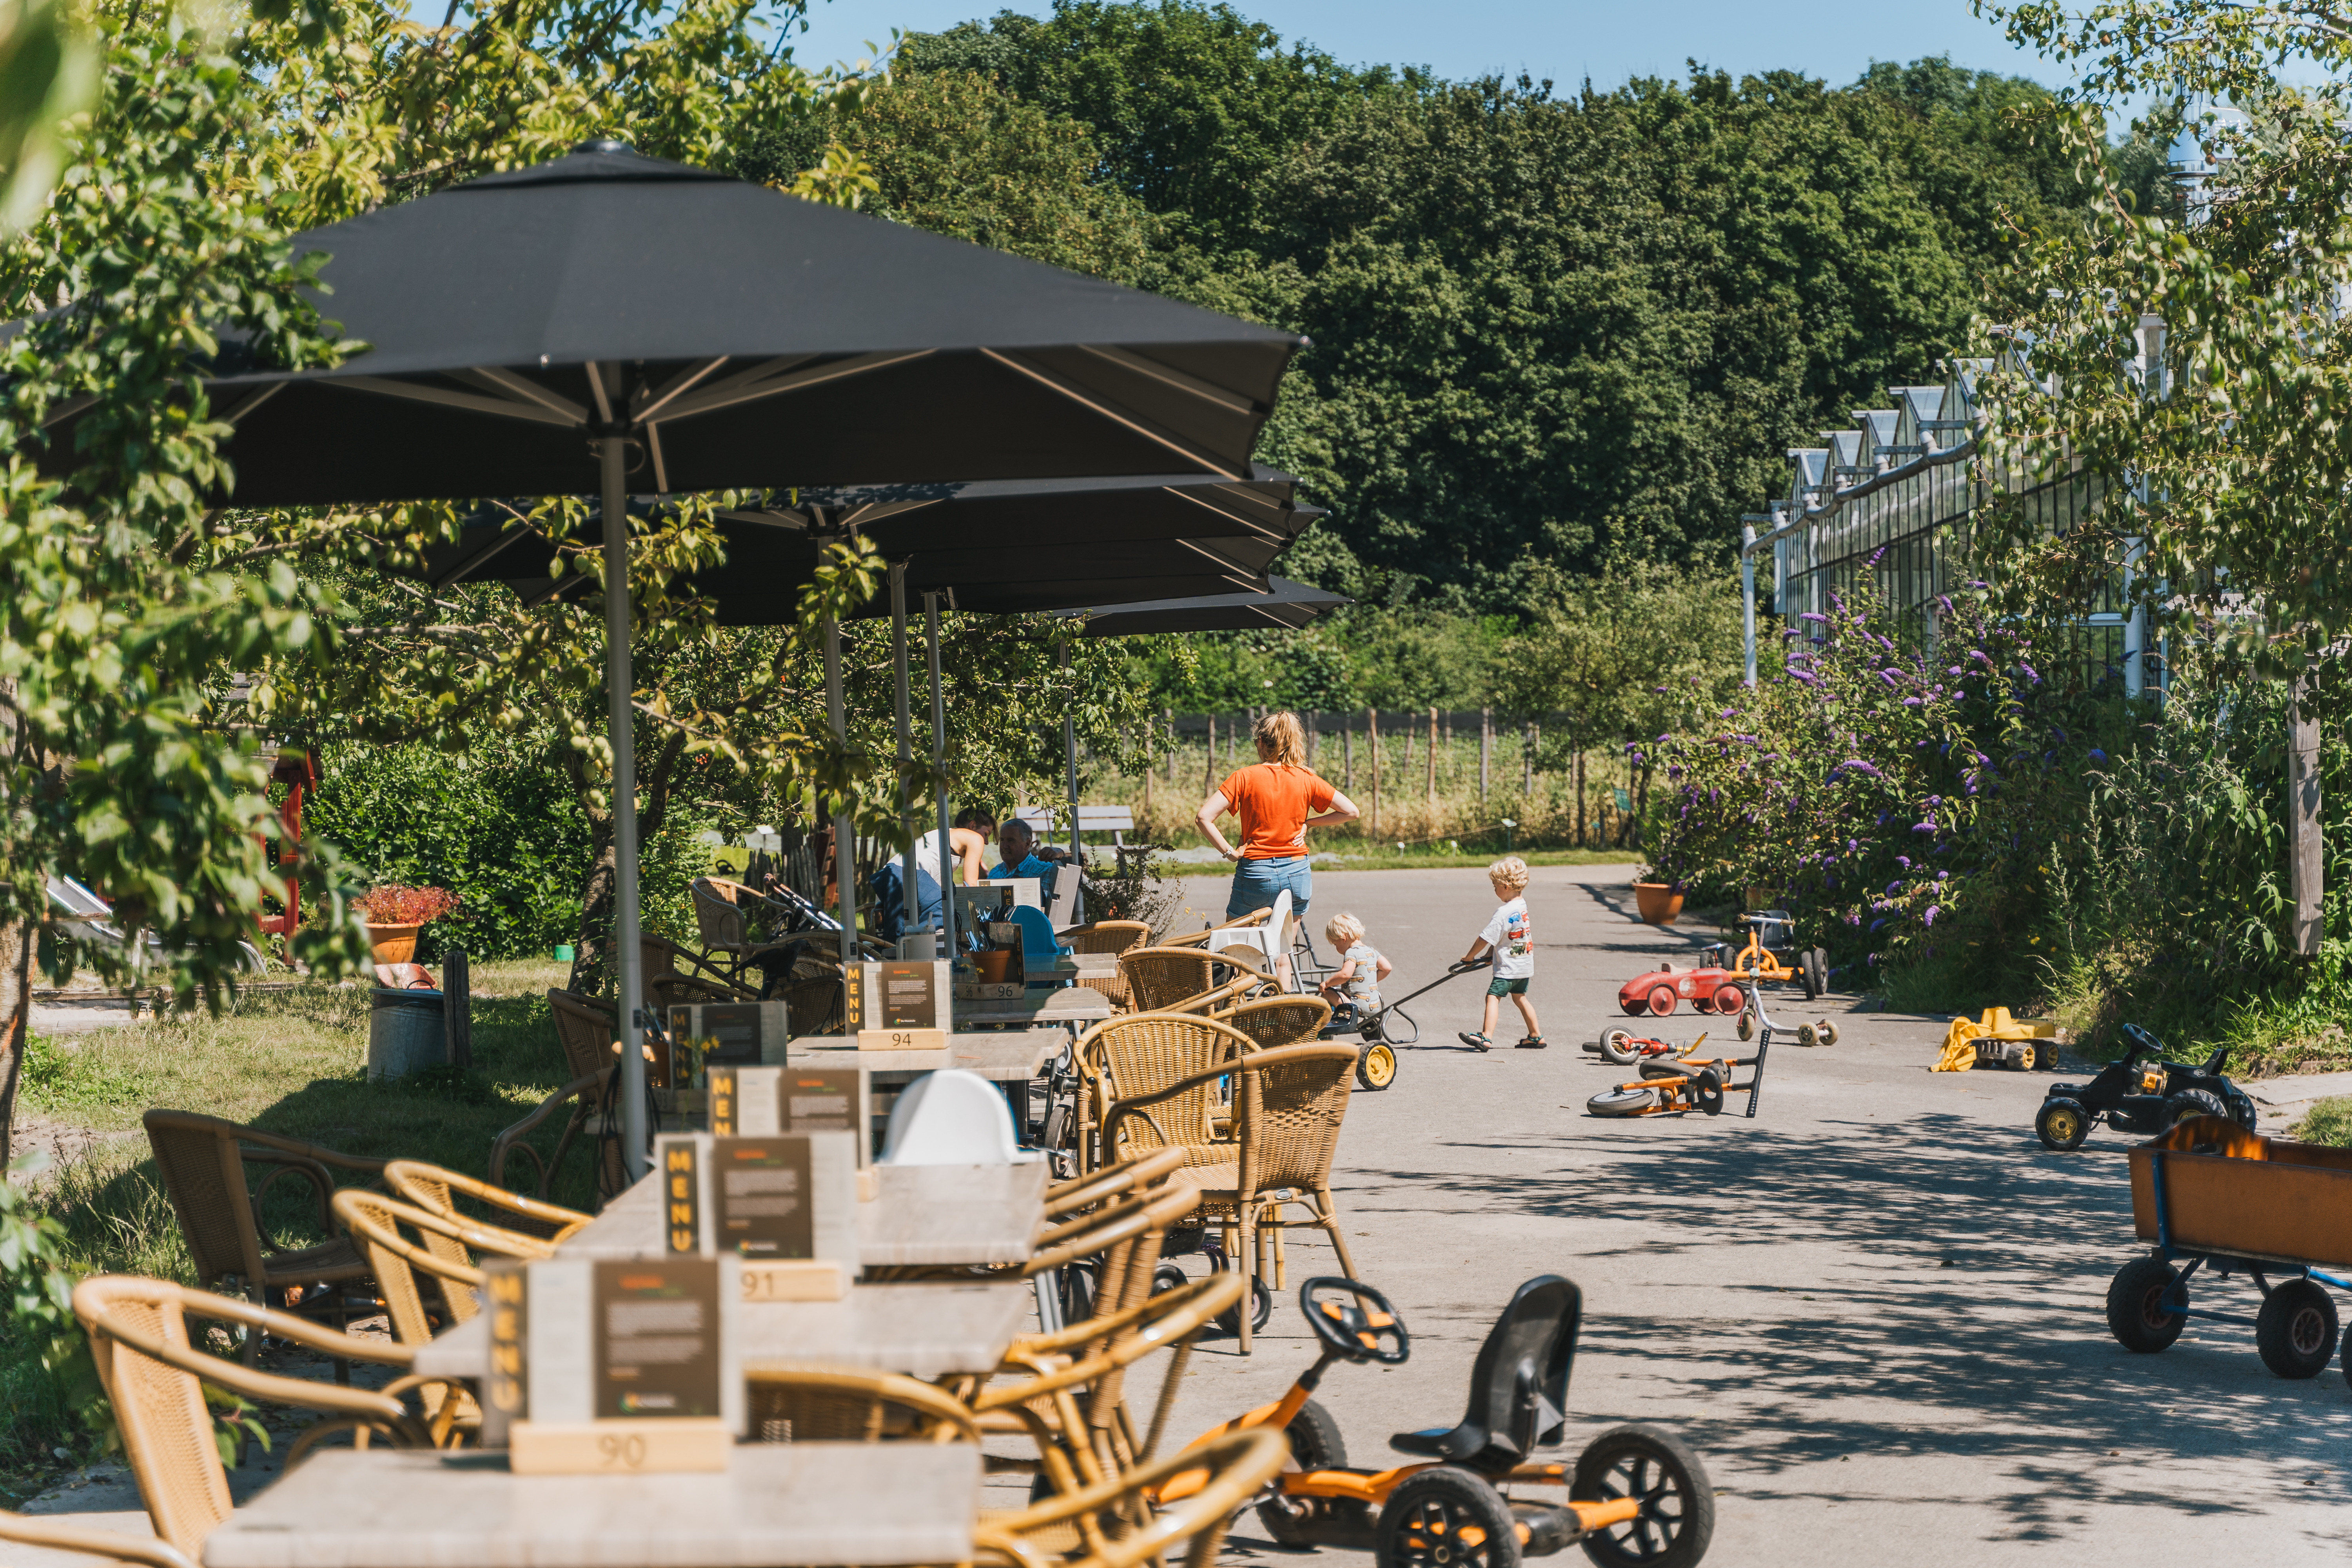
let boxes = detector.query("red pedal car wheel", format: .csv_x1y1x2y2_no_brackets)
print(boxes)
1647,984,1677,1016
1713,984,1745,1015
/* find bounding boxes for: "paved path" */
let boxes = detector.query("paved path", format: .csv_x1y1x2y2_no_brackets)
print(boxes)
1136,862,2352,1566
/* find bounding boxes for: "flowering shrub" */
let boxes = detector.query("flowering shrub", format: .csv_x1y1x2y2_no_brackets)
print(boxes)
1643,580,2116,998
354,884,460,927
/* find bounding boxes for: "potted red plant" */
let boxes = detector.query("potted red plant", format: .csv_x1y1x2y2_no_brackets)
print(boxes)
355,885,459,965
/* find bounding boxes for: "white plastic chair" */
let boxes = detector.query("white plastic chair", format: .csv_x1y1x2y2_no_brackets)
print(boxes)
1206,887,1293,989
878,1069,1046,1165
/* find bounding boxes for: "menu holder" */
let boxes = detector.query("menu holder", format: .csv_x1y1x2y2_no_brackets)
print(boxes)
666,1001,791,1073
509,1254,743,1474
653,1130,859,1300
783,1062,876,1198
705,1065,785,1137
857,959,951,1050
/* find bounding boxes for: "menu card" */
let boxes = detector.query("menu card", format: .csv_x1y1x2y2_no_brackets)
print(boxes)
878,962,940,1029
480,1259,527,1448
594,1258,724,1420
653,1130,858,1262
784,1065,871,1165
666,1002,789,1071
706,1064,784,1136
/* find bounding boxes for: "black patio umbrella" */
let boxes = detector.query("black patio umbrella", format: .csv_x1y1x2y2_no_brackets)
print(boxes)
1071,575,1352,636
80,138,1304,1180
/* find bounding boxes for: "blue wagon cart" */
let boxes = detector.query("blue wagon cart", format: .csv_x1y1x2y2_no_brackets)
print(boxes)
2106,1116,2352,1382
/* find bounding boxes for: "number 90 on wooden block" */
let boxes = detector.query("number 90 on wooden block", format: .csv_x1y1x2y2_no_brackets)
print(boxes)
508,1418,733,1474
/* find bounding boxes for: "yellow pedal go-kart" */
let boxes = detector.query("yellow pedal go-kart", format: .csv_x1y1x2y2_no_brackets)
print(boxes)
1158,1276,1713,1568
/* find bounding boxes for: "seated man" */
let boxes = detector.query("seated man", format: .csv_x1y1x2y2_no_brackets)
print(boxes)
987,817,1067,883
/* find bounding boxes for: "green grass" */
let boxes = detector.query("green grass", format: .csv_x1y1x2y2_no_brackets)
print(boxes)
2293,1096,2352,1146
2,960,603,1485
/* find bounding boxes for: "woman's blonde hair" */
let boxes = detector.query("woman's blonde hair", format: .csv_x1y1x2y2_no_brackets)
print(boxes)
1253,710,1308,767
1487,855,1530,892
1325,912,1366,948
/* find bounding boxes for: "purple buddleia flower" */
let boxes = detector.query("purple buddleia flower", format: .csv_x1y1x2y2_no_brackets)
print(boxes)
1870,918,1886,932
1936,870,1948,880
1878,669,1902,686
2089,748,2107,762
1838,759,1883,778
2020,662,2040,683
1800,612,1829,623
1902,696,1923,706
1924,906,1939,926
1885,880,1903,897
1914,820,1938,833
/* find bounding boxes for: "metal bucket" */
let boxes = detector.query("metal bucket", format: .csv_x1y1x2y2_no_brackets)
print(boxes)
368,987,447,1081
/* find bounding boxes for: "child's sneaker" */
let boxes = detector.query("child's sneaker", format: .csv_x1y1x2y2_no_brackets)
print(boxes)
1457,1031,1492,1052
1514,1035,1548,1049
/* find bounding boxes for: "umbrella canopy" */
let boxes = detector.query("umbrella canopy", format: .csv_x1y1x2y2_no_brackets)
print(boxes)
114,138,1307,1183
163,142,1299,505
416,472,1321,619
1072,575,1352,635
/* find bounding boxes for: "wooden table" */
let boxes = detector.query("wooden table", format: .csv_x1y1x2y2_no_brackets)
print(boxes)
953,987,1112,1030
561,1163,1046,1268
416,1279,1032,1383
203,1445,980,1568
788,1031,1062,1085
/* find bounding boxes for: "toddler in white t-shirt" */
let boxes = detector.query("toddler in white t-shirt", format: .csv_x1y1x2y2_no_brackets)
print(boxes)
1458,856,1542,1051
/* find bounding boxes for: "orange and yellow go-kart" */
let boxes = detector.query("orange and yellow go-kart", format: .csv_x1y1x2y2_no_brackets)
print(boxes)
1156,1276,1713,1568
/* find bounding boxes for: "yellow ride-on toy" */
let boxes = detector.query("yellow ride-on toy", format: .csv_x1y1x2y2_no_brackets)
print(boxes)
1161,1276,1713,1568
1714,910,1826,1000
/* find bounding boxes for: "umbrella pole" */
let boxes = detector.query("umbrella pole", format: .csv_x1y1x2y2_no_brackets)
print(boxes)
824,613,857,972
601,431,648,1182
1063,634,1082,925
890,563,917,942
927,593,954,964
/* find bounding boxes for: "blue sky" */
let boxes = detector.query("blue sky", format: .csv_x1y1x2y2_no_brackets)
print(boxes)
780,0,2075,94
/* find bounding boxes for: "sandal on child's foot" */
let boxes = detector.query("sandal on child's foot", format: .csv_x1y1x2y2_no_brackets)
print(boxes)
1457,1031,1493,1052
1514,1036,1548,1049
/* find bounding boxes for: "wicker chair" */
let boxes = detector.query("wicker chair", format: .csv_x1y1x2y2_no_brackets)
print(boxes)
1074,1013,1254,1178
975,1424,1284,1568
0,1511,195,1568
690,877,821,989
1105,1043,1360,1354
71,1276,432,1560
780,967,847,1037
1045,1147,1189,1221
330,1189,562,1446
488,990,626,1202
139,1111,381,1362
642,932,757,1006
1216,995,1332,1051
1114,947,1265,1016
384,1158,591,1247
1158,908,1272,950
1058,922,1150,1011
744,1366,984,1445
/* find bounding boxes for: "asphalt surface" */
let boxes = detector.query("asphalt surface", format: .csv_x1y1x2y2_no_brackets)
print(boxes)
1128,862,2352,1566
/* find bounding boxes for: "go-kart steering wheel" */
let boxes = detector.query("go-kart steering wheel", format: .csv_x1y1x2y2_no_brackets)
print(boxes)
1299,1277,1410,1365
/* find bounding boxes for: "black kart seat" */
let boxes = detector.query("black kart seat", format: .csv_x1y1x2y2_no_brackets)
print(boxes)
1387,1274,1580,1474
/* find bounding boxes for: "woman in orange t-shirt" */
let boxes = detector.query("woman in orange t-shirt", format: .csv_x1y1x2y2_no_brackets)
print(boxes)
1196,711,1361,938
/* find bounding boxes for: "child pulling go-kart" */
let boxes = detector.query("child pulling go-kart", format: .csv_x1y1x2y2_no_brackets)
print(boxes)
1160,1274,1714,1568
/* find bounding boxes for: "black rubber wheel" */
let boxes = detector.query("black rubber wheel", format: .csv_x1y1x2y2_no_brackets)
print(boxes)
1256,1398,1351,1544
1601,1029,1639,1066
1150,1261,1189,1296
2106,1255,2187,1352
1572,1423,1715,1568
1375,1466,1520,1568
1588,1087,1654,1118
1693,1069,1724,1116
1208,1266,1274,1338
1735,1011,1755,1042
2163,1088,2229,1132
2256,1279,2339,1379
1800,951,1820,1001
1357,1042,1398,1091
1058,1260,1097,1323
2036,1097,2092,1152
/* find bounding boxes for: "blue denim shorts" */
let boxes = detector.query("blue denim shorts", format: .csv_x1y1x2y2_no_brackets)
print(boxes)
1229,856,1311,922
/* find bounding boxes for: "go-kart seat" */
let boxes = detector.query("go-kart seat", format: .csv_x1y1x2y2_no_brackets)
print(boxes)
1388,1274,1579,1474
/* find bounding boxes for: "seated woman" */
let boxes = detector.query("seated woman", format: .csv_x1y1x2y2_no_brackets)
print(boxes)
913,807,998,887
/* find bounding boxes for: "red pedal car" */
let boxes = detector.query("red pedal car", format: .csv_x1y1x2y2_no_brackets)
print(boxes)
1616,962,1748,1018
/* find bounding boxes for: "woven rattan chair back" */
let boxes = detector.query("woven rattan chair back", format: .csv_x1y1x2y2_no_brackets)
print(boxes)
1045,1147,1190,1221
385,1160,590,1247
0,1510,197,1568
1085,1014,1250,1172
1115,949,1221,1014
1236,1045,1357,1194
691,878,749,953
1218,996,1332,1052
745,1367,982,1445
73,1277,426,1556
332,1189,555,1338
1060,921,1150,957
140,1112,265,1289
782,972,846,1036
546,990,617,1082
974,1414,1283,1568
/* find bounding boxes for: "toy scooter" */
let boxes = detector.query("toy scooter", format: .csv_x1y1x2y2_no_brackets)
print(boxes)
1162,1275,1713,1568
1586,981,1774,1120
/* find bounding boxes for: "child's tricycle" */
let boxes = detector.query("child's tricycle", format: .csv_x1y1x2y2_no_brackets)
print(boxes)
1163,1274,1713,1568
2034,1024,2258,1151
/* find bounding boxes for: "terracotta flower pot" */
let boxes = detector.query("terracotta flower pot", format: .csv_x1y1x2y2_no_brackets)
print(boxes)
366,922,422,964
1632,883,1684,927
974,949,1014,984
